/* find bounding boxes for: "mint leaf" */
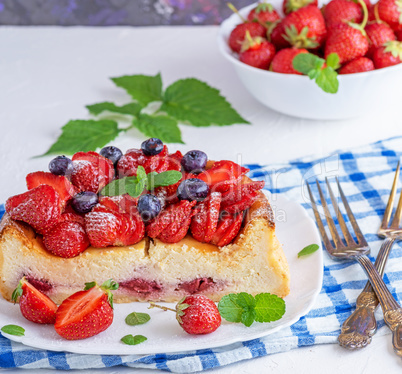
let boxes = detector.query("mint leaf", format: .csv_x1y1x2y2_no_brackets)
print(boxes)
160,78,249,127
325,53,340,70
1,324,25,336
125,312,151,326
100,178,127,196
121,334,147,345
133,114,183,144
298,243,320,258
41,119,121,156
136,165,147,182
254,293,286,322
315,67,339,94
111,73,163,106
87,102,142,117
219,292,286,326
218,294,243,323
125,177,146,198
146,170,182,190
292,53,321,75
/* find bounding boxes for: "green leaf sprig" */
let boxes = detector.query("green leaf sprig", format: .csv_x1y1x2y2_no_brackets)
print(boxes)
292,53,340,94
298,243,320,258
125,312,151,326
218,292,286,327
41,73,249,156
101,165,182,198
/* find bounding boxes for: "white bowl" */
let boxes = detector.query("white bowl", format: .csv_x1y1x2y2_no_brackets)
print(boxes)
217,1,402,120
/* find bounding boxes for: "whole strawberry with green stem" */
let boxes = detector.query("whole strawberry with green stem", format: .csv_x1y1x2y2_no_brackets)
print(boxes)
271,48,309,74
339,56,375,73
377,0,402,31
54,279,118,340
365,21,396,57
372,40,402,68
247,2,281,25
283,0,318,15
281,5,327,49
149,295,221,335
239,31,276,69
12,277,58,324
324,0,370,64
323,0,363,29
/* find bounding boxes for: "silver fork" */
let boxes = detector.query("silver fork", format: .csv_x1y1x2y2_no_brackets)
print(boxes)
307,177,402,357
338,162,402,349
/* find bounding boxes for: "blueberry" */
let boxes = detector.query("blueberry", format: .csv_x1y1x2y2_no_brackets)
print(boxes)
137,194,161,222
100,146,123,166
49,156,73,176
141,138,164,156
71,191,99,214
177,178,209,202
181,150,208,173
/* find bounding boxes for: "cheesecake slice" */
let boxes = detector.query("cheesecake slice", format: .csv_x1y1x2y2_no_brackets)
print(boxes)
0,191,289,304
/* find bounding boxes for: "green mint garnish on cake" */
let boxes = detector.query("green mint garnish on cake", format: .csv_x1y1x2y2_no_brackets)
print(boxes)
218,292,286,327
101,166,182,198
40,73,249,156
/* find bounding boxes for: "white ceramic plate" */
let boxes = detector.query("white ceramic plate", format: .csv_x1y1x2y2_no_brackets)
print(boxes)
0,192,323,355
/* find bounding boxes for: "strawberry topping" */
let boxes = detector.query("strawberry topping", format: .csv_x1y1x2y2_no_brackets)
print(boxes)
210,214,243,247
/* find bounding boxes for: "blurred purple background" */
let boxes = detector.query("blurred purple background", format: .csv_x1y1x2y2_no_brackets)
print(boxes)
0,0,255,25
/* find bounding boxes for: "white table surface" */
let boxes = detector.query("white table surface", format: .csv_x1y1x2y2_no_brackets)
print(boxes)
1,26,402,373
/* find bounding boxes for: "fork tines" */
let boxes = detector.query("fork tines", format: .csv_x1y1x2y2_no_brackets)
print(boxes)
306,177,369,258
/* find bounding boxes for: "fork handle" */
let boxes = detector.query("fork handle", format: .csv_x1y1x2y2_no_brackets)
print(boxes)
338,238,395,349
357,253,402,356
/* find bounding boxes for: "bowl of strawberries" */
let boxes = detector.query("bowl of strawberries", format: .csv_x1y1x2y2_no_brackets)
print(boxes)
218,0,402,119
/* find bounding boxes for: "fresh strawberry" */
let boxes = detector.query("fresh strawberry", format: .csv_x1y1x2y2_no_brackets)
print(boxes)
372,40,402,68
283,0,318,14
158,216,193,243
26,171,76,208
270,47,308,73
339,56,375,73
365,22,396,57
196,160,249,193
324,23,369,64
191,192,221,243
247,2,281,24
116,146,169,177
239,32,276,69
280,5,327,49
210,214,243,247
377,0,402,31
54,280,118,340
12,277,57,324
270,21,289,50
221,181,265,213
228,22,267,53
323,0,363,29
5,184,62,234
175,295,221,335
147,200,196,240
167,150,183,171
150,295,221,335
85,204,145,247
71,151,114,193
43,221,90,258
396,29,402,40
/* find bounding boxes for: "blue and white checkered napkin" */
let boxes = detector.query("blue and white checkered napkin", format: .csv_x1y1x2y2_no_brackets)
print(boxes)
2,136,402,372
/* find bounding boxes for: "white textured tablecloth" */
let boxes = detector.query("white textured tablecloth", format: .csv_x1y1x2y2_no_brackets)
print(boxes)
0,26,402,373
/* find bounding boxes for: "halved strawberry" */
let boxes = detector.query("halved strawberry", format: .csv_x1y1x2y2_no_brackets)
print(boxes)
196,161,249,193
5,184,62,234
116,146,169,177
191,192,221,243
54,280,118,340
167,150,183,170
43,221,90,258
221,181,265,213
58,212,85,226
85,204,145,247
147,200,196,239
26,171,76,208
210,214,243,247
158,216,193,243
12,277,57,324
71,151,114,193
